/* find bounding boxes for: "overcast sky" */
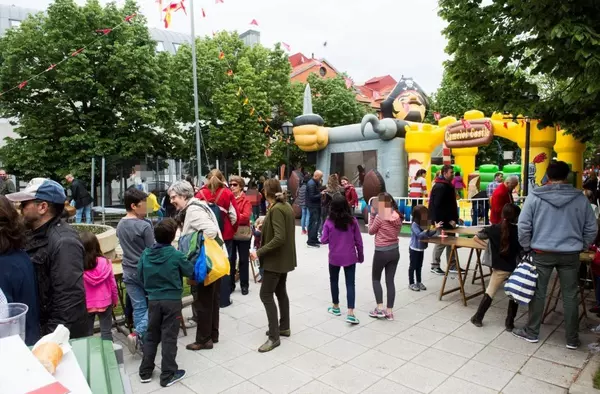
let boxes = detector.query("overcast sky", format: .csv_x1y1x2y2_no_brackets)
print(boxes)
10,0,448,93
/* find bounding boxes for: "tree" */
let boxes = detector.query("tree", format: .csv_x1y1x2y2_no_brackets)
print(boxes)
0,0,183,182
438,0,600,141
168,33,298,176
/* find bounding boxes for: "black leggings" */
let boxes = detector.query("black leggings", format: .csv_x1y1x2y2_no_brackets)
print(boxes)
372,248,400,308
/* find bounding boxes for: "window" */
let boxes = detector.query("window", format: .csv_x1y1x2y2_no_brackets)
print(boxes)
173,43,181,52
9,20,21,28
155,41,165,52
330,150,377,187
319,66,327,77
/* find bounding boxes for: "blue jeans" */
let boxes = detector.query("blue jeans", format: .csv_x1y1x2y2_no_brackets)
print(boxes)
300,207,310,231
123,269,148,339
307,206,321,245
76,204,92,224
329,264,356,309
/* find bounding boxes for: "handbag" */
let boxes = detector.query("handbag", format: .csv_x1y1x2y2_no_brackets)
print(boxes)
504,254,538,305
234,225,252,241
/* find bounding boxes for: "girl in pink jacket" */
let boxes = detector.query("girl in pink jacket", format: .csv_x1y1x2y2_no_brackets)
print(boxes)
81,232,118,341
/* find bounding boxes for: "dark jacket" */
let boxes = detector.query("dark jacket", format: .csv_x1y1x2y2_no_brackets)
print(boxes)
0,250,40,345
257,202,297,273
138,244,194,301
26,216,89,338
429,177,459,228
70,178,93,209
477,224,521,272
306,178,322,208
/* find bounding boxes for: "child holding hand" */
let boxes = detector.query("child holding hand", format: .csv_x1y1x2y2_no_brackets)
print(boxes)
409,206,442,291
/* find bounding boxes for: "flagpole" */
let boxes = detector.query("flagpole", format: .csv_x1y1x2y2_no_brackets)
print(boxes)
189,0,203,180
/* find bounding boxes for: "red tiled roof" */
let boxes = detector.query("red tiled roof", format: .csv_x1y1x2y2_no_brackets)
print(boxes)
288,52,309,68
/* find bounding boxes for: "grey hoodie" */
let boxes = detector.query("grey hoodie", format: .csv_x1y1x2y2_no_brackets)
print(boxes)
518,183,597,253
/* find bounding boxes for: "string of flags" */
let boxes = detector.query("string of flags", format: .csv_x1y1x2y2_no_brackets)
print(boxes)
0,13,137,97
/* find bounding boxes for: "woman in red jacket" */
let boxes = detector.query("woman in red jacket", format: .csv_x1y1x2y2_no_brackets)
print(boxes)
229,176,253,295
196,170,239,305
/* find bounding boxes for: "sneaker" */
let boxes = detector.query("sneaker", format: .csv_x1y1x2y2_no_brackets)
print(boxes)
140,376,152,384
512,327,539,343
448,266,458,274
418,283,427,291
591,325,600,334
368,308,385,318
346,314,360,324
430,267,445,275
162,370,186,387
127,332,139,354
566,339,581,350
409,283,420,292
307,243,320,248
384,311,394,321
328,306,342,316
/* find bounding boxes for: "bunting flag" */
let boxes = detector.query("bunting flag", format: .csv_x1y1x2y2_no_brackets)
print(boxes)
281,42,291,51
201,8,206,17
264,125,269,132
344,78,353,89
216,0,224,3
95,28,112,35
433,112,441,121
250,107,255,116
219,51,225,59
163,0,186,27
0,13,137,97
461,119,472,129
503,122,508,129
236,87,242,96
250,19,259,26
243,97,249,105
556,124,561,131
520,120,525,126
163,10,172,28
227,69,233,76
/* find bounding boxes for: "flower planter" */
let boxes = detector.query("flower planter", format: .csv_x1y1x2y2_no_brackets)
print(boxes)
71,224,118,260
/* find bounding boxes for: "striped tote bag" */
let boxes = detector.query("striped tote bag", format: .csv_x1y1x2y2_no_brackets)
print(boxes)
504,256,538,305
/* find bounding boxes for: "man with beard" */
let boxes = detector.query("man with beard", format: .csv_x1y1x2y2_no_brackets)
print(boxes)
0,169,16,196
6,179,89,337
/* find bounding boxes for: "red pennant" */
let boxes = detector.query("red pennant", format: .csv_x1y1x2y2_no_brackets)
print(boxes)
345,78,352,89
250,19,259,26
556,124,561,131
227,70,233,76
18,81,28,89
461,119,472,129
216,0,224,3
46,64,56,71
520,120,525,126
219,51,225,60
201,8,206,17
433,112,441,121
95,28,112,35
71,48,85,57
503,122,508,129
484,120,492,131
281,42,291,51
124,13,136,23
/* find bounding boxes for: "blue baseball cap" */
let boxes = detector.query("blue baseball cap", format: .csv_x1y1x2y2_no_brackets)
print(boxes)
6,178,66,204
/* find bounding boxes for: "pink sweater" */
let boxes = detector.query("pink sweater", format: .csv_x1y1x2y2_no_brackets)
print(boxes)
83,257,118,311
369,211,402,250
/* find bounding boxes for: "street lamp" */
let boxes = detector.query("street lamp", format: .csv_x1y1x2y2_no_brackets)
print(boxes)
282,121,293,180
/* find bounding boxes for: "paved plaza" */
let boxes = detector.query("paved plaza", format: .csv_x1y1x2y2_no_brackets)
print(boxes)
116,227,599,394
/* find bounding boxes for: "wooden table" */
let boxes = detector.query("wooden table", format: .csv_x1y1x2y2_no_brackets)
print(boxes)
443,226,486,237
423,236,488,306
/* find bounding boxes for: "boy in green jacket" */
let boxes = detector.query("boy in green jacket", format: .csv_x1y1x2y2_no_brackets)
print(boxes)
138,218,194,388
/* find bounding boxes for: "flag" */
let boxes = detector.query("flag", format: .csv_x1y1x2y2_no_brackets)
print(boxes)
18,81,27,89
556,124,561,131
201,8,206,17
95,28,112,35
250,107,255,116
216,0,224,3
243,98,249,105
227,70,233,76
484,120,492,131
433,112,441,121
461,119,472,129
163,10,172,28
264,125,269,132
71,48,85,57
281,42,291,51
125,13,136,23
236,87,242,96
250,19,259,26
344,78,352,89
219,51,225,59
46,64,56,71
503,122,508,129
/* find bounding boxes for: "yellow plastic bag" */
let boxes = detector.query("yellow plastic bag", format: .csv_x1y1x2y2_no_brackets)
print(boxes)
204,237,230,286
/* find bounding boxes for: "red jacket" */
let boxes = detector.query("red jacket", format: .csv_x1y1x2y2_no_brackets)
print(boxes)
235,193,252,226
591,246,600,277
195,186,239,241
344,185,359,208
490,183,513,224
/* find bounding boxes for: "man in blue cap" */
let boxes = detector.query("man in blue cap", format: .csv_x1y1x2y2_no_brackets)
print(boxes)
6,178,89,338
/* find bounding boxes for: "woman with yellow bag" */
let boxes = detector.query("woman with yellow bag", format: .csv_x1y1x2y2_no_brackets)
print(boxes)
167,180,223,351
250,179,297,353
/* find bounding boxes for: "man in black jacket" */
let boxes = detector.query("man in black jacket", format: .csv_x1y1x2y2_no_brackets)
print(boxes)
6,179,89,338
306,170,323,247
66,174,93,224
429,165,459,275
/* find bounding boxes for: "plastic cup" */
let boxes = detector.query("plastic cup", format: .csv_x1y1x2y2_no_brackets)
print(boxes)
0,303,28,342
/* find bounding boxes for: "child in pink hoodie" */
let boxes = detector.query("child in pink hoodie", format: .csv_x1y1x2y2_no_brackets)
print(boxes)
81,231,118,341
368,193,403,321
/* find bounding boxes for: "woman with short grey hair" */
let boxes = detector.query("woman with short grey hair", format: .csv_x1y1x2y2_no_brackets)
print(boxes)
167,180,222,351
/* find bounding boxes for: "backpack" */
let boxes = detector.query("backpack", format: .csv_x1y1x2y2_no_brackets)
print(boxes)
199,188,225,232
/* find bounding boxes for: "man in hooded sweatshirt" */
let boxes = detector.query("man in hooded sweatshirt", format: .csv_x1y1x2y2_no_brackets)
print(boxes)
429,165,459,275
513,161,597,350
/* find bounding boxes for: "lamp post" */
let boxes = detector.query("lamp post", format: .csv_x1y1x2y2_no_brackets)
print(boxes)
282,122,293,180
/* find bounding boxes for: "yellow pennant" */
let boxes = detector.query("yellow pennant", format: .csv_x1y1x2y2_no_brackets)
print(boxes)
237,87,242,96
243,97,249,105
264,125,269,133
250,107,255,116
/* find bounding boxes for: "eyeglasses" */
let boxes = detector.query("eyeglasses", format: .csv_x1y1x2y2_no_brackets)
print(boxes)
230,183,239,187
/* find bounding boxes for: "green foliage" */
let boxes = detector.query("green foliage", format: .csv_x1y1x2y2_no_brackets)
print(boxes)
0,0,184,182
438,0,600,141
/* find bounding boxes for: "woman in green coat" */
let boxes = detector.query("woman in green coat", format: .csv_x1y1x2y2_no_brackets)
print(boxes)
250,178,297,352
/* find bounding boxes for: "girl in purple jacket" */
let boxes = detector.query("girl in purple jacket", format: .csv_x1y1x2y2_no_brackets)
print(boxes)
321,194,364,324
